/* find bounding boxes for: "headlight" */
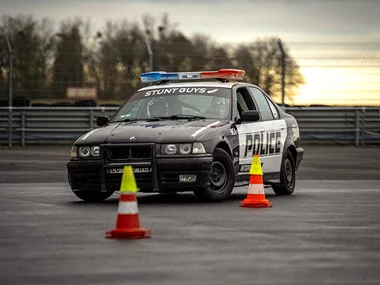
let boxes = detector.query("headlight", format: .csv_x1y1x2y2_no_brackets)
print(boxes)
164,144,177,155
78,146,91,157
75,146,100,158
179,144,192,154
161,143,206,155
71,146,77,158
91,146,100,157
192,142,206,154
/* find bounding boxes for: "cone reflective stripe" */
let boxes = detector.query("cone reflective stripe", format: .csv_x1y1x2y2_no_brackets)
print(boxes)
106,165,151,239
118,195,139,214
115,194,140,230
240,154,272,208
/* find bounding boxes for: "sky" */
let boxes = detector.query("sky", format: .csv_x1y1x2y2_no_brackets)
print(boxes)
1,0,380,105
1,0,380,42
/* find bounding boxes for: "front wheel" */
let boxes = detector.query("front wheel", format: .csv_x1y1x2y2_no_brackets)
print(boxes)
73,191,114,202
272,149,296,195
193,148,235,202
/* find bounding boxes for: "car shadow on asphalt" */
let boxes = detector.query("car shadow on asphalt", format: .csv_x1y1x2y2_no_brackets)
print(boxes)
100,192,281,205
135,186,288,205
68,189,291,206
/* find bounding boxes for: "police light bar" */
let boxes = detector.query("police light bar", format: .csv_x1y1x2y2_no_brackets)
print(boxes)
140,69,245,83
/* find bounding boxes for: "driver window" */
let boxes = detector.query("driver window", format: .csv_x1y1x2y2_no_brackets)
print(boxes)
236,88,256,117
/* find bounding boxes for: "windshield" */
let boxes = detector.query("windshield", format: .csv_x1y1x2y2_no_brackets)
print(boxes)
110,86,232,122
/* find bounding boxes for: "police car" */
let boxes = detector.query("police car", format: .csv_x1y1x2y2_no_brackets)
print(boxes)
67,69,304,202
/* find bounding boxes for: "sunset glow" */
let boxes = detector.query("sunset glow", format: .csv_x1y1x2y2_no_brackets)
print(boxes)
294,66,380,106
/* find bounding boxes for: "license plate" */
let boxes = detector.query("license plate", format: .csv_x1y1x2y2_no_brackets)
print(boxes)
107,167,152,174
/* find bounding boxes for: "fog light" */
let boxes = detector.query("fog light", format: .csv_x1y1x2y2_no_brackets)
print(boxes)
179,174,197,183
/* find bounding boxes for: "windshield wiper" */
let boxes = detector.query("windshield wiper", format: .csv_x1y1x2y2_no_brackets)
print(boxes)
112,118,161,123
112,118,138,123
156,114,206,120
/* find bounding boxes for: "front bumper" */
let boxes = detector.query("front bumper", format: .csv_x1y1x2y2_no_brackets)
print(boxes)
67,154,213,193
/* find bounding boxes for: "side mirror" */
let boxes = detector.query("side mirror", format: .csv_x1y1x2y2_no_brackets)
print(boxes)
241,110,260,122
96,116,109,127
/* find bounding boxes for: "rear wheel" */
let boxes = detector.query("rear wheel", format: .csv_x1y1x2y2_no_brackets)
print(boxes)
272,149,296,195
193,148,235,202
73,190,114,202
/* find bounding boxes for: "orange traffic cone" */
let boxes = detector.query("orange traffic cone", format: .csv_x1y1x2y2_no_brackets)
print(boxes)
240,154,272,208
105,165,151,239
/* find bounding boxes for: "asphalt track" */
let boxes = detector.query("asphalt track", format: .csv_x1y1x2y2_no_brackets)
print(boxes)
0,145,379,285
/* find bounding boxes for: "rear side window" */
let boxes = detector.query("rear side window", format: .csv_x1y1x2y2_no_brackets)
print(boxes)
265,97,280,119
248,87,274,121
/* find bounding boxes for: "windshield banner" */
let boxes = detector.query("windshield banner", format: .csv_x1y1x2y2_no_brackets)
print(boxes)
144,87,221,97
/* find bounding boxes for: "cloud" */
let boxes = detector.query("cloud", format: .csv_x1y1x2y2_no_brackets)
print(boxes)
1,0,379,42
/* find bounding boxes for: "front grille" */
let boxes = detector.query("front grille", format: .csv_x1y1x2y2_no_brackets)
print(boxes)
102,144,155,190
106,145,151,160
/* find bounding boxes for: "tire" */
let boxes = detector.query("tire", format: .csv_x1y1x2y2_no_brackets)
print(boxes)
73,191,114,202
272,149,296,195
193,148,235,202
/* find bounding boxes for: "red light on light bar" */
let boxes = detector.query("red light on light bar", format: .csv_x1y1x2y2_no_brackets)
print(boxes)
200,69,245,80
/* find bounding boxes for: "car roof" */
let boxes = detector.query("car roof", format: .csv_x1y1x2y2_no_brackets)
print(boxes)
137,81,246,92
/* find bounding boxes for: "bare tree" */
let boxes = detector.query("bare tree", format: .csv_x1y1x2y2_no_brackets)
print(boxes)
233,37,304,103
0,15,54,102
52,18,87,99
96,19,147,101
0,14,305,105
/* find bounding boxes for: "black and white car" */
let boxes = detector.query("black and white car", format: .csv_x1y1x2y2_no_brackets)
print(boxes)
67,69,304,202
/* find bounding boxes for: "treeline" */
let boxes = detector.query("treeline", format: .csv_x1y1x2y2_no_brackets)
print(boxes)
0,13,304,104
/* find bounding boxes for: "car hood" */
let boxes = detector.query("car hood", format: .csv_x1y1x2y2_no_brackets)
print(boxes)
75,119,227,145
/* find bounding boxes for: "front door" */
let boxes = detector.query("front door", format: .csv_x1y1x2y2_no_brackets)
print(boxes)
235,87,286,175
247,87,286,174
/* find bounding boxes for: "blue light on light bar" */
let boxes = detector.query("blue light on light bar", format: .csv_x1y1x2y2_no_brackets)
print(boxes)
140,72,179,83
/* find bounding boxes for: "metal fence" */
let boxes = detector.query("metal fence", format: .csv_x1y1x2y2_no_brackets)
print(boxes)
0,107,117,147
1,107,379,147
285,107,380,146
